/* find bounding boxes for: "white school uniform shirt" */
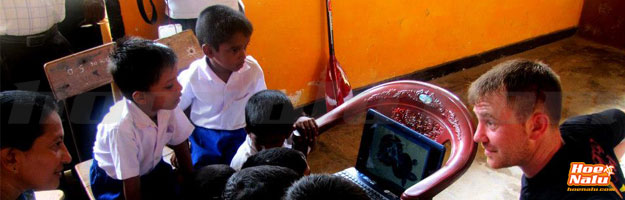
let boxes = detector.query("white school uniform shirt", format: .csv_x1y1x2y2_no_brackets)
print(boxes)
0,0,65,35
177,55,266,130
92,98,194,180
230,134,292,171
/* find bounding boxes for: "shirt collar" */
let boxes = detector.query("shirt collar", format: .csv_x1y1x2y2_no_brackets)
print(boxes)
200,56,251,83
125,98,171,129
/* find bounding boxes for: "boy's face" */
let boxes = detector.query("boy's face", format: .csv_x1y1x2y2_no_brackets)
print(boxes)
249,132,289,151
144,66,182,111
205,32,250,72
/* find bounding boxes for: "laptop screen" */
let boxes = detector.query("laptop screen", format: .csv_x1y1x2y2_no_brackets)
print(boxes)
356,109,446,195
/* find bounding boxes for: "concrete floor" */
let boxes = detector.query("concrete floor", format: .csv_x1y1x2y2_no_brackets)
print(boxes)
306,36,625,199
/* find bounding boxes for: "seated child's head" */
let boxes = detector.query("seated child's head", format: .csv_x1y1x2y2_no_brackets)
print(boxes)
196,5,253,72
109,37,181,112
187,164,236,200
245,90,298,151
285,174,370,200
242,147,310,176
223,165,301,200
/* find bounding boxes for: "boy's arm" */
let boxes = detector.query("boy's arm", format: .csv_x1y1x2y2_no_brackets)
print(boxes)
171,139,193,176
123,176,141,200
177,68,195,111
249,56,267,91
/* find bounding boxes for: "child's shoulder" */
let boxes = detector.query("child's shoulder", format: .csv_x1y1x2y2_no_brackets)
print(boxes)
243,55,264,74
98,100,136,131
244,56,262,69
179,58,205,79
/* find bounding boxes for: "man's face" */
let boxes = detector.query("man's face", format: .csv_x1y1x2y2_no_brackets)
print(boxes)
472,93,531,169
145,66,182,111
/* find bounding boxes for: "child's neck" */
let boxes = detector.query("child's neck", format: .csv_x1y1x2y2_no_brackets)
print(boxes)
206,57,232,83
134,101,158,124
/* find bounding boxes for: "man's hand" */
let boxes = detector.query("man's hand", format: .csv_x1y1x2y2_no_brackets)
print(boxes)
83,0,105,25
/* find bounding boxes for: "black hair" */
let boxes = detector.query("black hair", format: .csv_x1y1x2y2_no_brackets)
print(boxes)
468,59,562,125
1,90,59,151
196,5,253,50
285,174,370,200
242,147,308,176
108,37,177,99
186,164,236,200
223,165,301,200
245,90,298,138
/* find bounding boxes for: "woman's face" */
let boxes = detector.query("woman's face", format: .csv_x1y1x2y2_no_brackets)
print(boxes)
17,113,72,190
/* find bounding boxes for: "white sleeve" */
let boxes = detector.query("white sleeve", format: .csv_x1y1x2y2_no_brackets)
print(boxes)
230,145,249,171
168,107,194,146
177,68,194,110
255,67,267,92
248,56,267,92
107,127,140,180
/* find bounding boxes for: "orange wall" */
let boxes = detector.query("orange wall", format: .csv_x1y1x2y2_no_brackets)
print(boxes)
119,0,167,39
244,0,583,106
119,0,584,106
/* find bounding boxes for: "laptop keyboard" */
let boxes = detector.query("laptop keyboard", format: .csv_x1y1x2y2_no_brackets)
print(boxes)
335,169,392,200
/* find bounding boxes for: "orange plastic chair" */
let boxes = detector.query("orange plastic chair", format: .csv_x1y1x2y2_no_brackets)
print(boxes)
315,80,476,199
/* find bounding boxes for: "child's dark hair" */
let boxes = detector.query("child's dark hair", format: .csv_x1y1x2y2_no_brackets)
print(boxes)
285,174,370,200
196,5,253,50
245,90,298,138
186,164,236,200
242,147,308,176
1,90,59,151
223,165,301,200
108,37,177,99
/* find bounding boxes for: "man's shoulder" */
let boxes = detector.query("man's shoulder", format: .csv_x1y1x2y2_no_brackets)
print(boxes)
560,109,625,145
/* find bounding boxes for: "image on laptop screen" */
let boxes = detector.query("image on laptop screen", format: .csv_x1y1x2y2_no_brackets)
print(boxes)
366,125,430,188
356,109,445,194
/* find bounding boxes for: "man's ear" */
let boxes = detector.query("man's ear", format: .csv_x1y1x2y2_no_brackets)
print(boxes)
1,148,22,173
527,112,550,140
202,44,215,58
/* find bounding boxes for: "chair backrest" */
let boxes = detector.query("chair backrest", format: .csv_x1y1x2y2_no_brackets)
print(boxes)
44,30,203,101
315,80,476,199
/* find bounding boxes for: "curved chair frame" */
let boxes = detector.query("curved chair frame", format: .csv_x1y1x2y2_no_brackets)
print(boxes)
315,80,476,199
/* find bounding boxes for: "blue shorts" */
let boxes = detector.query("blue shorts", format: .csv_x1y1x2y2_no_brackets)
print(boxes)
189,126,247,168
89,159,177,200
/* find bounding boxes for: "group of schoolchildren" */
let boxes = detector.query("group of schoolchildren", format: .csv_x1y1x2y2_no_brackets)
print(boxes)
89,5,370,200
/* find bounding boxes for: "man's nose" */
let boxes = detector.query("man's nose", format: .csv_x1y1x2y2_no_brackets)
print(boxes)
473,123,487,143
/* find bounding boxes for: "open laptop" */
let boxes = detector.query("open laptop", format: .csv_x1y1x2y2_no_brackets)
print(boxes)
334,109,446,200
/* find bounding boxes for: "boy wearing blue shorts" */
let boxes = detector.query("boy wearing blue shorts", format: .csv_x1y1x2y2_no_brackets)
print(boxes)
177,5,265,167
90,37,194,200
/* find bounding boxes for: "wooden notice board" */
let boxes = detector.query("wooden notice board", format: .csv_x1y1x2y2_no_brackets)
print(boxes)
44,30,203,100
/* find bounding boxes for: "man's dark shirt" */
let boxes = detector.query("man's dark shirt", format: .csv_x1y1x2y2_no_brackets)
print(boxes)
521,109,625,200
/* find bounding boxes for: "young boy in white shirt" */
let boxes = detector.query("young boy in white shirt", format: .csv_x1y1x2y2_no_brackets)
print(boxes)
90,37,194,200
230,90,318,170
176,5,265,168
